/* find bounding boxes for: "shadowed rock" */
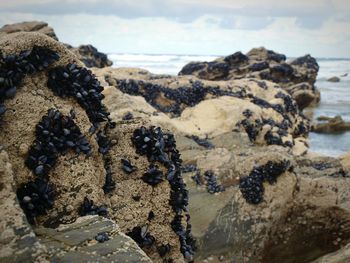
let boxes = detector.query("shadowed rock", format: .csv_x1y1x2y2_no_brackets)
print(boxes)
179,47,320,109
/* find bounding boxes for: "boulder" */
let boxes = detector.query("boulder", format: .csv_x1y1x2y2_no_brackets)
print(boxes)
68,44,113,68
0,21,58,40
312,115,350,133
0,32,194,262
327,76,340,82
179,48,320,109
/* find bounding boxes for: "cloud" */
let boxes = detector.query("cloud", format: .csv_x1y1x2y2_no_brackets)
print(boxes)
0,0,340,30
0,1,349,57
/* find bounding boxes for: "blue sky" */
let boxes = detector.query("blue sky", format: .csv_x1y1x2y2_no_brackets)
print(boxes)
0,0,349,57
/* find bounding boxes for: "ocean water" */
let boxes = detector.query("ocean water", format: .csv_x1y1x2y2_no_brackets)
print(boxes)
309,59,350,157
109,53,350,157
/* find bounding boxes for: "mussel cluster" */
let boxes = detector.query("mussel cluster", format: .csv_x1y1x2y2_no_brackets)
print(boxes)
17,108,92,223
275,91,298,114
47,63,111,127
132,126,196,260
204,170,225,194
0,46,59,122
16,178,55,224
238,109,296,147
25,109,91,176
115,79,244,116
239,160,291,204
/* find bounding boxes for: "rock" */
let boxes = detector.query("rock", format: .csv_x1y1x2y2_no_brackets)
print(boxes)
311,243,350,263
0,21,58,40
35,216,152,262
0,32,193,262
95,67,309,153
0,149,46,263
0,21,112,68
69,44,113,68
327,76,340,82
180,136,350,263
178,48,320,109
312,115,350,133
340,152,350,174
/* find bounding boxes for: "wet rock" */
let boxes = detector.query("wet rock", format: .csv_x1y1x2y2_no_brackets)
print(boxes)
327,76,340,82
312,115,350,133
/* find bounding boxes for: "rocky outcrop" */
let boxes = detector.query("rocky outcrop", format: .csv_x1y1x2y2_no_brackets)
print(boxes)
2,24,350,263
312,115,350,133
0,21,58,40
0,21,112,68
174,132,350,263
0,32,193,262
95,67,310,154
68,44,113,68
179,47,320,109
91,66,350,263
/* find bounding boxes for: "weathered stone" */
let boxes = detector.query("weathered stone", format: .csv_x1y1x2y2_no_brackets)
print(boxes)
312,115,350,133
0,21,58,40
0,150,46,263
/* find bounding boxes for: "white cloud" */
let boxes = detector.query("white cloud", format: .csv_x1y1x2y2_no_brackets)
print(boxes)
0,0,349,57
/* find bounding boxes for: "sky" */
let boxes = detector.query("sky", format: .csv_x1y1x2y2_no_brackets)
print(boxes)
0,0,349,57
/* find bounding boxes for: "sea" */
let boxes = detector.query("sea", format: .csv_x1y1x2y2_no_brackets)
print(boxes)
108,53,350,157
